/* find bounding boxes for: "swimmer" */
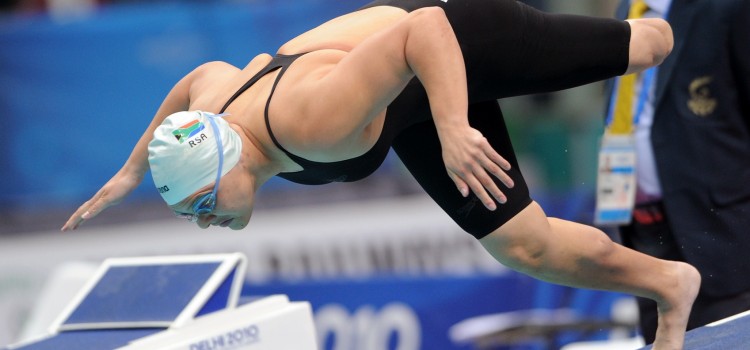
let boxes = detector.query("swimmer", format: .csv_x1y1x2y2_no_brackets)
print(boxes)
62,1,699,348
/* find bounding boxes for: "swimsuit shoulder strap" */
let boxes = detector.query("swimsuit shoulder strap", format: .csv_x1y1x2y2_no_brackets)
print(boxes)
219,53,311,166
219,53,304,113
260,54,312,165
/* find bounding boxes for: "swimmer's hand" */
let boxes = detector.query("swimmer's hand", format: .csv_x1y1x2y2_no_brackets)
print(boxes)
439,125,514,210
61,171,143,231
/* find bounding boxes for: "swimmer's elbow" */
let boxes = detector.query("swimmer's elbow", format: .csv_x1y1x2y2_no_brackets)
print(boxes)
652,18,673,66
625,18,674,74
411,6,447,17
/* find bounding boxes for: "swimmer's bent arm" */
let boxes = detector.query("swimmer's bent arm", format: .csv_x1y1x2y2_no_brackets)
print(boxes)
61,64,209,231
294,7,513,210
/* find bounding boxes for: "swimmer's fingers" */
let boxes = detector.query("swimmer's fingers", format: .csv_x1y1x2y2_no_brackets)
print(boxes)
467,169,500,210
481,142,514,189
470,135,512,207
448,171,470,198
440,126,513,210
478,143,514,205
61,192,106,231
448,166,501,211
61,173,139,231
473,160,507,207
62,201,91,231
61,208,84,232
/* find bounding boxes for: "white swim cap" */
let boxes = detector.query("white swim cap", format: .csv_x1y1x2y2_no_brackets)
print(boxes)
148,110,242,205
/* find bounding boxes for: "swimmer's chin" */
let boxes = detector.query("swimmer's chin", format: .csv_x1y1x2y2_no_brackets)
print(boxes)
227,220,248,231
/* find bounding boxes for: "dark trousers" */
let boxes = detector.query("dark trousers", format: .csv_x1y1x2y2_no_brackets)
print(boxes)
619,201,750,344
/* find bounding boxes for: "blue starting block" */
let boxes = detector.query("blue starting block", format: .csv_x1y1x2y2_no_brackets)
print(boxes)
641,309,750,350
4,253,318,350
452,304,750,349
559,310,750,349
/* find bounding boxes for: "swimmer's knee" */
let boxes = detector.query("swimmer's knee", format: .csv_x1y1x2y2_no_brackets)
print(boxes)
550,219,618,266
480,202,553,273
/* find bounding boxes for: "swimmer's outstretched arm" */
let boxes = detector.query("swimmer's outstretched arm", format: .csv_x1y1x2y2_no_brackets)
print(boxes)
61,64,212,231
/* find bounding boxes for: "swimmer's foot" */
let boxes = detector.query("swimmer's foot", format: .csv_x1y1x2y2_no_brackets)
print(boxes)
652,261,701,350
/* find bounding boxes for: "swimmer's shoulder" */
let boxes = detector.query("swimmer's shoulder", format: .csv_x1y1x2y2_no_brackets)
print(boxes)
193,61,241,79
188,56,272,96
182,61,238,98
191,55,274,84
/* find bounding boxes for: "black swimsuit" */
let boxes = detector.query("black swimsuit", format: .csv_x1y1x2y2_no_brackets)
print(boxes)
220,54,395,185
220,0,631,238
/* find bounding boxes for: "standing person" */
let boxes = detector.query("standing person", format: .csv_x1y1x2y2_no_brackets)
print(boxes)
62,1,699,348
602,0,750,344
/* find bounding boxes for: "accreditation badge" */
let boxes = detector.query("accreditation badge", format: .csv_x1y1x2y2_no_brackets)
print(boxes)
594,133,636,226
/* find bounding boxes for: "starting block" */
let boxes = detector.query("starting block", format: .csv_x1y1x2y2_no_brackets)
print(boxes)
3,253,318,350
641,309,750,350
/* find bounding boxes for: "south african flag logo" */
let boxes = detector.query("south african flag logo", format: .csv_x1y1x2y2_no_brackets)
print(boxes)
172,119,205,143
